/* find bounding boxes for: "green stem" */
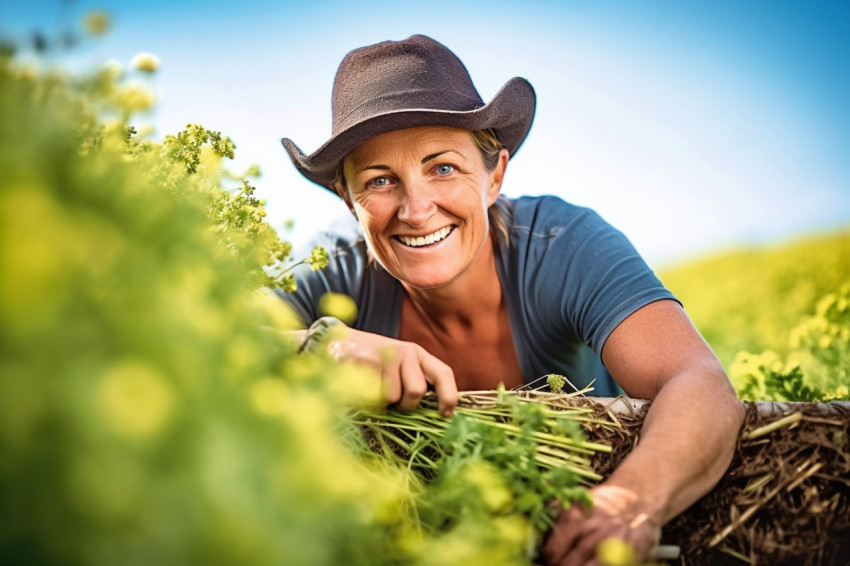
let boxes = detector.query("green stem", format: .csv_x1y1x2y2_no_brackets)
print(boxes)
744,412,802,440
534,453,602,482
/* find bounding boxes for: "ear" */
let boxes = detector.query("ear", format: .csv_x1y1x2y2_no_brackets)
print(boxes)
485,149,510,207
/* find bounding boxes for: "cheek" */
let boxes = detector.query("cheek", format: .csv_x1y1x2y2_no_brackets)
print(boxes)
354,201,394,239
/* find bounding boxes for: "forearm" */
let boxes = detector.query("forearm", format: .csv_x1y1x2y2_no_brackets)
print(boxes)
543,302,744,565
603,367,745,524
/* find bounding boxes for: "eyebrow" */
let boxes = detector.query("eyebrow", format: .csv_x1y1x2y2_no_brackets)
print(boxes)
355,163,391,174
421,150,453,164
354,150,459,174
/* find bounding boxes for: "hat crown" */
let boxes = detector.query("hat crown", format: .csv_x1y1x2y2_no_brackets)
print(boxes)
331,35,485,135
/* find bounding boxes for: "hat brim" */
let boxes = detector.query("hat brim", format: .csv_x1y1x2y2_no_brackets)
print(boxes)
281,77,536,191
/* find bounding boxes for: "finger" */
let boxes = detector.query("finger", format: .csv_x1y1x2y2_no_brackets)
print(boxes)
631,524,661,560
381,364,402,406
419,352,457,417
396,355,428,411
326,338,355,361
570,528,620,566
542,506,586,565
571,511,644,566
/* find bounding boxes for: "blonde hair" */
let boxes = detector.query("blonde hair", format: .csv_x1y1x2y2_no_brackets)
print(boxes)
468,129,512,248
333,128,513,247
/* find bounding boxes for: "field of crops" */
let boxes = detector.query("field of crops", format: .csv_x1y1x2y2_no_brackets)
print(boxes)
1,24,848,566
660,233,850,401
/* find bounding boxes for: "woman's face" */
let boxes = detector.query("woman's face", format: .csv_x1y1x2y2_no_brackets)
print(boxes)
337,126,508,290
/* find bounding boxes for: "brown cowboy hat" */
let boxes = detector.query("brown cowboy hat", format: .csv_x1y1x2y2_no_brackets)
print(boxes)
281,34,536,191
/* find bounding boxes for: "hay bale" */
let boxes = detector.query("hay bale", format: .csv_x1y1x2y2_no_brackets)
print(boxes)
584,398,850,565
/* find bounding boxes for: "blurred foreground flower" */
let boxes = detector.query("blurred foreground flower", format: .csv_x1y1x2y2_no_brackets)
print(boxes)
130,51,160,73
597,537,637,566
319,292,358,324
115,81,156,113
83,11,111,36
101,59,123,79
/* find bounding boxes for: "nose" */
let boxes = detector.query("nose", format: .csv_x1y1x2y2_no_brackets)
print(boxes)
397,180,436,228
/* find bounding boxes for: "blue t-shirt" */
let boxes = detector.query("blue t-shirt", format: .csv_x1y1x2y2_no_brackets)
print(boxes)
279,195,678,397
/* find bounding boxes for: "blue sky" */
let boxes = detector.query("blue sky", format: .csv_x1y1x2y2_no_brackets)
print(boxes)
3,0,849,267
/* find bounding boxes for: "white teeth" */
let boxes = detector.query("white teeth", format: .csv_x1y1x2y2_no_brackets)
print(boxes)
399,226,452,247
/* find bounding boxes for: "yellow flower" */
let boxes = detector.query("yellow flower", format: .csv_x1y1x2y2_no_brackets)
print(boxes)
596,537,637,566
83,11,111,36
250,378,289,416
115,82,156,113
96,361,174,439
318,291,357,324
460,460,513,513
101,59,123,80
130,52,160,74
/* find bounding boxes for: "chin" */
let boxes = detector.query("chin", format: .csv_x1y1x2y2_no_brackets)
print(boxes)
394,268,457,290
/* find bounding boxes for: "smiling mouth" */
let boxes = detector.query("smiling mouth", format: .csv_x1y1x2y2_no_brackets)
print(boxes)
395,226,454,248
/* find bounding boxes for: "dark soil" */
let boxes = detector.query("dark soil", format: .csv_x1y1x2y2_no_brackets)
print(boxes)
579,399,850,566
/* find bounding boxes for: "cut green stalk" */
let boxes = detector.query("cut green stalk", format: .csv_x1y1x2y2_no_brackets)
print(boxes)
351,389,621,545
533,453,604,482
718,546,752,564
743,473,774,494
744,412,803,440
459,416,613,454
354,391,617,484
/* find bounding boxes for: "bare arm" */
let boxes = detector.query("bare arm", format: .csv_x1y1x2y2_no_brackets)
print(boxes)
543,299,745,565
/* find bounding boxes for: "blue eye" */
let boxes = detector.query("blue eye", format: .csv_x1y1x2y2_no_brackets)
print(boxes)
435,164,454,176
369,176,390,188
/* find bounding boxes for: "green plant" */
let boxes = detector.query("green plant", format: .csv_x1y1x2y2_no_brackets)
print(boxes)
355,388,614,557
788,283,850,398
730,352,825,402
660,231,850,370
729,284,850,401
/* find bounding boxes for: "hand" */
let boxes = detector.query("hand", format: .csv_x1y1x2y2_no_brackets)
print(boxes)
326,327,458,417
542,484,662,566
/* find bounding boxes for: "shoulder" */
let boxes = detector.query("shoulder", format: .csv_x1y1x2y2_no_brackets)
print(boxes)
501,195,678,355
503,195,615,257
507,195,605,237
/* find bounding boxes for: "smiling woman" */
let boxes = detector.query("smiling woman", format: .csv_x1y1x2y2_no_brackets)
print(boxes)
277,34,745,566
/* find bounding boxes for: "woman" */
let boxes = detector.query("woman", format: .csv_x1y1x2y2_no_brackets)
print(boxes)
280,34,744,565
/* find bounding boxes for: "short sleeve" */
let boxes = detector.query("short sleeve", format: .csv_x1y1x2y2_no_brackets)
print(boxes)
513,197,679,357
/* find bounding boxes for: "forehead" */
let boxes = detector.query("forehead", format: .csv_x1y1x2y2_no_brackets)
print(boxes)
346,126,474,166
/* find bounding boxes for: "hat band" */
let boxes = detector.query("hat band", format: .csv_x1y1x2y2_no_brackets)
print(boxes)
334,88,484,134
